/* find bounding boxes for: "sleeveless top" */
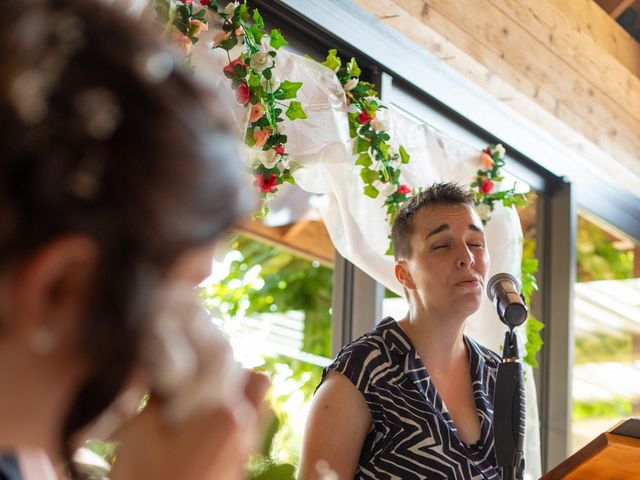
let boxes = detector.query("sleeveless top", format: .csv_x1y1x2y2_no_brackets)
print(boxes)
320,317,502,480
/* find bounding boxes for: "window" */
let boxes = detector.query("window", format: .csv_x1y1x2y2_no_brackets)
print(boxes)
570,212,640,453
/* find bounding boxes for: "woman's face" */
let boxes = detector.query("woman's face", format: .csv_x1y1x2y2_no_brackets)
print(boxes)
400,203,490,320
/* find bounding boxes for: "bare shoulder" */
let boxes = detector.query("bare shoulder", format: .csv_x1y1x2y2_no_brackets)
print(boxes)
299,371,371,480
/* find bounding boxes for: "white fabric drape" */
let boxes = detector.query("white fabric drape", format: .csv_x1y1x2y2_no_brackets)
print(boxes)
111,1,542,476
184,21,543,479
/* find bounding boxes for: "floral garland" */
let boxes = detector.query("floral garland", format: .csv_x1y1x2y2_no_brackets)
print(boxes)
472,145,543,365
155,0,306,218
471,143,528,223
154,6,545,367
322,50,413,255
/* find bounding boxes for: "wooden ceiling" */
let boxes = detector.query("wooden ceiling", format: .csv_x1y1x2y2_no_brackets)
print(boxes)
596,0,640,40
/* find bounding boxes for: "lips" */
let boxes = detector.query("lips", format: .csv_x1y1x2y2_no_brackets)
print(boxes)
455,277,482,287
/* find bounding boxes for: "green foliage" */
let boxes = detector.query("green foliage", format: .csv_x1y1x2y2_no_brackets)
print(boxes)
285,101,307,121
270,29,289,50
573,398,632,420
521,237,544,367
574,335,632,364
576,217,633,282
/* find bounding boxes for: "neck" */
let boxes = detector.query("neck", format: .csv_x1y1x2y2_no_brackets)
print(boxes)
398,302,468,372
0,344,78,464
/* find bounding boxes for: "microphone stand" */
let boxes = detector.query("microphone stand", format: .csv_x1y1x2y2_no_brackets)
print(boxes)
493,327,526,480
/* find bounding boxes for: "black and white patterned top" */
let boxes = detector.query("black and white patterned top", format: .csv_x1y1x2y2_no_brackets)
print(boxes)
320,317,502,480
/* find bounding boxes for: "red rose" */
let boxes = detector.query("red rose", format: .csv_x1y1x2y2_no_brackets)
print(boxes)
357,110,372,125
200,0,210,5
275,144,285,155
480,179,494,194
256,173,278,193
235,82,250,105
484,147,491,154
224,59,246,79
397,184,411,195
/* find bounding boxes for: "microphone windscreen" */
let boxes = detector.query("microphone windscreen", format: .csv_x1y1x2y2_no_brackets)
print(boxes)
486,272,521,301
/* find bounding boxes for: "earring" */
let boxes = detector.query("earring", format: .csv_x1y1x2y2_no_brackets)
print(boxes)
29,328,58,355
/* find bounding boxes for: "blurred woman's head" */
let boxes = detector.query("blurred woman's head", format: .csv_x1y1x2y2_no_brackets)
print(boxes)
0,0,249,465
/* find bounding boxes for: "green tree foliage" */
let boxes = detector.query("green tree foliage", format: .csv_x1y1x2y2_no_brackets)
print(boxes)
576,216,633,282
200,235,333,466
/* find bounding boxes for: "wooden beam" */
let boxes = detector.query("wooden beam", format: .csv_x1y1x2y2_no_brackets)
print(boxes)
354,0,640,184
236,218,335,266
550,0,640,77
595,0,635,18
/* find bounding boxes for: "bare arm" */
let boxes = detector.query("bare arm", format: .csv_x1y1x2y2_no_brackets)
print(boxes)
299,371,372,480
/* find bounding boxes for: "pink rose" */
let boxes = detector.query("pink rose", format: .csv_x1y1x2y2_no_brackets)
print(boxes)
213,30,231,46
249,103,265,122
189,19,208,38
275,144,285,155
357,110,373,125
481,152,494,170
256,173,278,193
235,82,250,105
480,179,494,194
223,59,247,79
253,127,271,147
171,31,192,55
397,184,411,195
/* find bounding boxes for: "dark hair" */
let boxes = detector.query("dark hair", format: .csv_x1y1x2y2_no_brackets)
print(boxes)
0,0,250,471
391,182,475,260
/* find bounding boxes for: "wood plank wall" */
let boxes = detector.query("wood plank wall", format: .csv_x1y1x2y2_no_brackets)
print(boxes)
353,0,640,195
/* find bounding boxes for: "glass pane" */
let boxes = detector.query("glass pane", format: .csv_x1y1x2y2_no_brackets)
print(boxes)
200,192,334,465
570,212,640,453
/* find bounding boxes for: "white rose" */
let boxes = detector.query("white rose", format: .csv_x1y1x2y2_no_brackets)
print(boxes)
344,78,358,91
258,149,279,169
370,118,389,132
346,103,360,114
224,1,239,17
492,143,506,159
476,203,492,221
374,180,398,197
250,51,274,73
277,158,289,173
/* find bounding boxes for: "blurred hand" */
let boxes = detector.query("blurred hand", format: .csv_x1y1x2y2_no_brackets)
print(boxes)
110,371,269,480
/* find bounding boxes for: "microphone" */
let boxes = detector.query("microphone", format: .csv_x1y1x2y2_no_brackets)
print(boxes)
486,273,528,328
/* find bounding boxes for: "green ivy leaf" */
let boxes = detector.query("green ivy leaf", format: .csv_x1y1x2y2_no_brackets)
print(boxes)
346,57,361,77
399,145,410,164
355,153,372,167
354,137,370,154
364,184,379,198
360,168,379,185
269,29,289,50
275,80,303,100
322,49,342,71
238,3,249,22
252,8,264,28
244,127,256,147
285,101,307,121
247,24,265,45
379,142,390,159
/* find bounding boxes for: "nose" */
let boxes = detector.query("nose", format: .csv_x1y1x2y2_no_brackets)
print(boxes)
456,244,475,269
